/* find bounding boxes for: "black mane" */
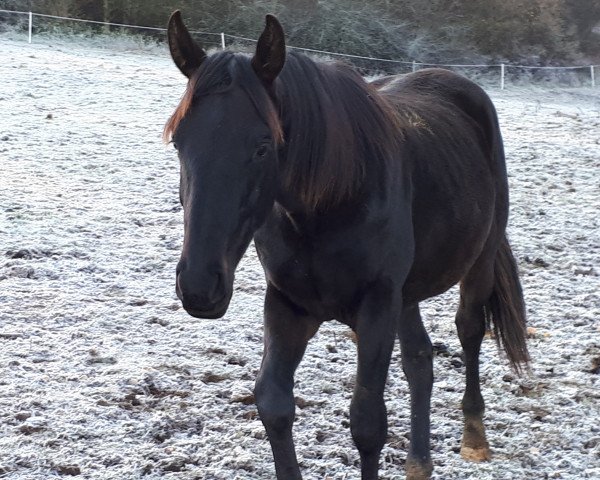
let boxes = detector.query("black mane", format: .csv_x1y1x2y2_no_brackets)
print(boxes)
276,52,401,209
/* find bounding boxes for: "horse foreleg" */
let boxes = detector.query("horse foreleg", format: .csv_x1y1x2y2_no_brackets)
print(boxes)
397,303,433,480
255,284,320,480
350,297,398,480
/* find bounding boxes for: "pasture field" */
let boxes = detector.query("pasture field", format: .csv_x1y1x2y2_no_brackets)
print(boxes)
0,31,599,479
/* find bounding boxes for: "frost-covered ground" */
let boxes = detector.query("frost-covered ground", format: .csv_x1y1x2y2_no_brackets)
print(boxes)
0,30,599,480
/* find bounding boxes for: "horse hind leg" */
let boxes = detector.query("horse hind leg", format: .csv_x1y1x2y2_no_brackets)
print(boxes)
456,235,530,462
455,258,494,463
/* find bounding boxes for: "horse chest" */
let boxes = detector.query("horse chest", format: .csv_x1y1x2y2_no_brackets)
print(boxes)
255,226,378,320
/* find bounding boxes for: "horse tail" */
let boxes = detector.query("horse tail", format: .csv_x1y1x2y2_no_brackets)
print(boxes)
485,235,530,373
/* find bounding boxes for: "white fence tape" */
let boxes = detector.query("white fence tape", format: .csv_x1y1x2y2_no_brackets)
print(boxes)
1,9,597,89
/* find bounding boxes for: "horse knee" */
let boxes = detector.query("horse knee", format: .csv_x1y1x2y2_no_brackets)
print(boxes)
403,343,433,361
350,386,387,453
255,377,295,433
401,340,433,377
398,315,432,364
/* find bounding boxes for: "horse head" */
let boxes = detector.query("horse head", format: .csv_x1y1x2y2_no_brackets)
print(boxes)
165,11,285,318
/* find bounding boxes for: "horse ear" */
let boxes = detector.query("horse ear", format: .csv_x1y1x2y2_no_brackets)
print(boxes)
252,15,286,85
167,10,207,78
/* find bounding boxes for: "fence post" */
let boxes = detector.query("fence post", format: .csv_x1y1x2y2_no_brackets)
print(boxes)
591,66,596,88
412,61,416,73
500,63,505,90
221,32,225,50
28,11,32,44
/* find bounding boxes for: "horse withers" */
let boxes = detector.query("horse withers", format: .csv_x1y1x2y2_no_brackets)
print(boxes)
164,11,529,480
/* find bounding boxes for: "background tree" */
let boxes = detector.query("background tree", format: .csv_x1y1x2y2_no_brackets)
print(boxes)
1,0,598,63
564,0,600,56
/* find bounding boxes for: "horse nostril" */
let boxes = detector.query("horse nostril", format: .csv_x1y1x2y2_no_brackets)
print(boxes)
210,272,225,301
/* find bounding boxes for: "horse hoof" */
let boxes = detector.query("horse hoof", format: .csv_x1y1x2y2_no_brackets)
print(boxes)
405,458,433,480
460,444,491,462
461,416,490,462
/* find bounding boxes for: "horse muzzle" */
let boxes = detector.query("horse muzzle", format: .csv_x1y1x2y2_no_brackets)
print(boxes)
176,263,232,319
180,295,231,319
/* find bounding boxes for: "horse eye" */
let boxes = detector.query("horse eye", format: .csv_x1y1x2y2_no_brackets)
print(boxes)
172,142,178,150
255,144,269,158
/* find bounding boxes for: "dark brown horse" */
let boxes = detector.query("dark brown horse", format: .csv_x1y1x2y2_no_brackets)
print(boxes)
164,11,529,480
